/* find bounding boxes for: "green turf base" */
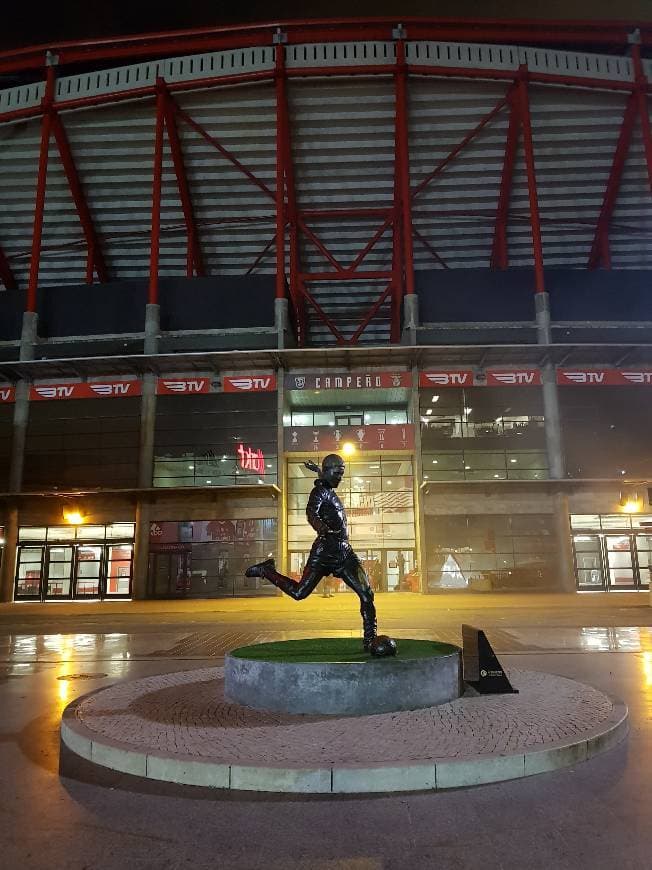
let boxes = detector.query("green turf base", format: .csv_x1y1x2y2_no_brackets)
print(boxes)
230,637,459,663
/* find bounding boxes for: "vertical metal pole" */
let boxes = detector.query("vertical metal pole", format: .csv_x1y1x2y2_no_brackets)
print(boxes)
411,366,427,592
274,46,287,303
148,78,166,306
0,506,18,603
26,63,56,314
276,370,287,578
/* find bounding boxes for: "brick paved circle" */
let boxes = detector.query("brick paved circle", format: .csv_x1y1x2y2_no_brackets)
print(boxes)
61,667,628,792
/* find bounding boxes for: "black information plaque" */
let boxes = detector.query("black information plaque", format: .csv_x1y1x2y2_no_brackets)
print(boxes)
462,624,518,694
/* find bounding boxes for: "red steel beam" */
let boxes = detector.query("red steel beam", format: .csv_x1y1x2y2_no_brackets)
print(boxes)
174,105,276,203
347,215,394,272
148,79,166,306
395,39,415,297
349,283,392,344
0,245,17,290
491,94,520,270
26,65,56,314
50,112,109,283
163,91,205,277
516,69,546,294
299,284,347,346
411,93,509,200
631,44,652,193
413,228,449,269
588,92,638,270
246,233,276,276
298,218,345,273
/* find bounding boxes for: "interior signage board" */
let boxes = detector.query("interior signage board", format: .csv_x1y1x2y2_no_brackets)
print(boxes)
285,372,411,390
285,424,415,452
29,380,142,401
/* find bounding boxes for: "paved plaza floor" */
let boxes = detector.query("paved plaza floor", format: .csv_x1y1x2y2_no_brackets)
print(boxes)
1,592,651,869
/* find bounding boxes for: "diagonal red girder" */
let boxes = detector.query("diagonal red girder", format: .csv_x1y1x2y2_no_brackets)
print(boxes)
163,91,205,277
0,244,17,289
349,283,393,344
51,112,109,283
413,227,449,269
411,92,510,200
587,92,638,270
299,283,347,345
491,94,520,269
174,104,275,202
245,232,276,275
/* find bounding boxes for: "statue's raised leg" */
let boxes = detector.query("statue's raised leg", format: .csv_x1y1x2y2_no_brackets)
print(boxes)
245,558,323,600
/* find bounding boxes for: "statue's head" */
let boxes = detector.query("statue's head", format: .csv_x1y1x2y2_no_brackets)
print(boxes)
321,453,345,488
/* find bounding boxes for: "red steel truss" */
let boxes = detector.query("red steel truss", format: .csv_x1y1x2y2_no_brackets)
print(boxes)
3,19,651,340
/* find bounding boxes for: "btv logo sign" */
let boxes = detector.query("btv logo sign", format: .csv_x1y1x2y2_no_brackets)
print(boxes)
420,371,473,387
237,443,265,474
89,381,139,397
157,378,210,395
0,386,14,403
487,369,541,386
621,371,652,384
32,384,75,400
223,375,276,392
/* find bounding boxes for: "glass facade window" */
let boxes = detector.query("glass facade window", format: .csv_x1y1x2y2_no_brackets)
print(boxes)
154,394,277,488
15,524,135,600
289,409,409,427
147,518,277,598
423,449,547,481
287,455,416,592
571,514,652,591
424,514,555,592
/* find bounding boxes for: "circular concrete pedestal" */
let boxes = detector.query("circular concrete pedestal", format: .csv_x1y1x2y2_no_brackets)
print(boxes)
224,638,462,715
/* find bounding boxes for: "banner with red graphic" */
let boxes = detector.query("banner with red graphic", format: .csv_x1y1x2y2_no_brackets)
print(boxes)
557,368,652,386
285,424,415,452
223,374,276,392
156,376,211,395
30,380,142,401
485,369,542,386
419,370,474,388
0,385,15,403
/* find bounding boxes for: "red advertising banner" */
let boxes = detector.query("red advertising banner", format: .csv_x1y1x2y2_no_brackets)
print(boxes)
285,424,415,452
156,376,211,395
485,369,542,386
557,369,652,386
0,385,15,403
30,379,142,401
285,372,411,390
419,370,474,388
223,374,277,392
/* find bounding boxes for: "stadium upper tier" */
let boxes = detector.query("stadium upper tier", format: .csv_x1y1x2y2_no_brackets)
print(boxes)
0,18,650,345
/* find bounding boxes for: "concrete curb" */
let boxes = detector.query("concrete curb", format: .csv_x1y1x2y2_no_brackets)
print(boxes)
60,684,628,795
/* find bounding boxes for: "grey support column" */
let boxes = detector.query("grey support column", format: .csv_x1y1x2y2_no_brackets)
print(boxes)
133,303,160,599
552,492,576,592
402,294,419,346
276,368,287,578
9,312,39,493
0,506,18,603
275,298,293,349
536,292,564,481
410,366,427,593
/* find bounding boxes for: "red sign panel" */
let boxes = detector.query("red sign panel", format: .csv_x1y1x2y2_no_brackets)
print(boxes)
285,424,415,452
30,380,141,401
419,370,474,388
156,377,211,395
285,372,411,390
223,374,276,392
557,369,652,386
485,369,542,386
0,386,15,403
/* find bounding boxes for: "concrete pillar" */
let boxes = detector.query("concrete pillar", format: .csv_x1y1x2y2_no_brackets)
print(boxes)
132,499,151,600
0,506,18,603
410,366,428,593
9,311,39,493
276,368,287,577
275,298,293,350
402,294,419,346
144,302,160,356
535,292,564,480
552,492,576,592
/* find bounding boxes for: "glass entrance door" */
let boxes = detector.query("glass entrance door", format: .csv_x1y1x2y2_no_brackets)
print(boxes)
44,546,73,599
574,535,605,589
604,535,636,589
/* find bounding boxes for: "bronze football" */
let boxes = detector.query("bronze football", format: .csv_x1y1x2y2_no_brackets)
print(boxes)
369,635,398,657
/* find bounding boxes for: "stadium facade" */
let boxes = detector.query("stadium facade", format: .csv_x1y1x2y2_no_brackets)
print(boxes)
0,18,652,603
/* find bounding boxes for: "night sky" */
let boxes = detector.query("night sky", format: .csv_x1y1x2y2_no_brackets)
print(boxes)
2,1,652,52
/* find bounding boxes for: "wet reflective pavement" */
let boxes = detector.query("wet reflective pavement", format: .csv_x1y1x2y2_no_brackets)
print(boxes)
1,600,652,869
